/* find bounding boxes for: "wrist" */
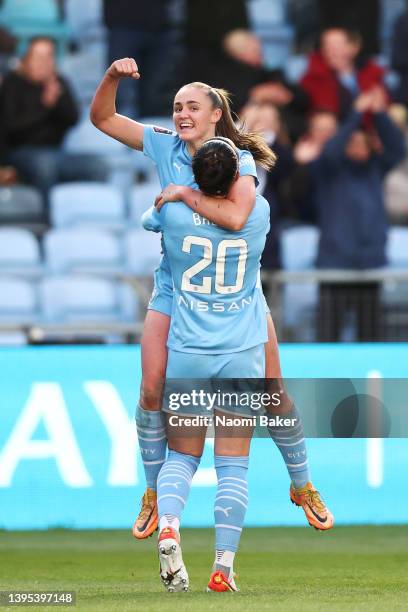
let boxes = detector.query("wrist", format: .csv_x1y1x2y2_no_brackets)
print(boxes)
105,70,119,81
178,185,193,202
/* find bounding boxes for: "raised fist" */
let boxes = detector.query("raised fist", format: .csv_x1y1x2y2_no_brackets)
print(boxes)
107,58,140,80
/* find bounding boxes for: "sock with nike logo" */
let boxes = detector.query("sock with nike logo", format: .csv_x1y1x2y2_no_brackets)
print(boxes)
214,455,249,555
136,403,167,491
157,449,200,530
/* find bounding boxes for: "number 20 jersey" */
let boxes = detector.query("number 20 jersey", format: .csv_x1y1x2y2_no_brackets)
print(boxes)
144,196,270,354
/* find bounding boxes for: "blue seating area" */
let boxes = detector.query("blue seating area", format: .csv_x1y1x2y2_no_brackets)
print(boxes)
0,0,69,56
0,177,164,342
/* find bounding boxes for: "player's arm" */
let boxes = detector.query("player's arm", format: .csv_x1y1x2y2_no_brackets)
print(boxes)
155,175,256,231
90,58,145,151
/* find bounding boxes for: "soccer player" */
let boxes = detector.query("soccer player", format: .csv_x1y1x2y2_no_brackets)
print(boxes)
143,137,269,592
90,58,333,542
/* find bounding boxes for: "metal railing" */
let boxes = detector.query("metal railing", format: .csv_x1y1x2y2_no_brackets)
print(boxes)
262,268,408,343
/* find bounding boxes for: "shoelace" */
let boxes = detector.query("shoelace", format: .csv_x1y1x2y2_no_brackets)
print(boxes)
139,492,154,519
304,489,325,513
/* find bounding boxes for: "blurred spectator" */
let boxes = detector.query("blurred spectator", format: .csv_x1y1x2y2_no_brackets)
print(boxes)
317,0,380,55
296,89,405,341
103,0,172,117
291,110,338,223
391,8,408,104
385,104,408,224
300,28,386,118
184,0,308,139
0,37,107,206
240,102,294,270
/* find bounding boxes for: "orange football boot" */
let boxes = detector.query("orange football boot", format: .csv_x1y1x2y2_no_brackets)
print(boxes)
290,482,334,530
132,488,158,539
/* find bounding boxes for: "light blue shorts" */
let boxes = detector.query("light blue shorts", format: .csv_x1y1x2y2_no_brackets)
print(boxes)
164,343,265,416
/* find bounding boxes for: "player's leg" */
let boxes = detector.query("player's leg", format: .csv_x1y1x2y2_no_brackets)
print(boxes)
156,349,207,592
209,428,251,592
264,314,334,530
207,345,260,592
133,310,170,539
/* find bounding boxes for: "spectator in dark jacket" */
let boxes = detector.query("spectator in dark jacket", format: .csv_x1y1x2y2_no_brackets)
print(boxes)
300,28,386,119
302,89,405,340
0,36,107,205
183,0,308,140
103,0,172,117
240,102,294,270
391,9,408,104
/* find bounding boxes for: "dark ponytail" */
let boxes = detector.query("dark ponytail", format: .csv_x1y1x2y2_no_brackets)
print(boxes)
186,82,276,170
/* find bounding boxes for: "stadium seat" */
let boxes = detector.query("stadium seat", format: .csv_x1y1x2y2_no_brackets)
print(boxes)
0,228,42,276
281,225,320,341
64,0,103,39
44,228,123,274
129,182,161,225
0,0,69,56
40,276,132,322
64,118,128,156
386,227,408,267
125,228,162,275
248,0,287,26
63,117,135,191
50,182,125,229
281,225,320,269
0,186,44,223
0,277,38,322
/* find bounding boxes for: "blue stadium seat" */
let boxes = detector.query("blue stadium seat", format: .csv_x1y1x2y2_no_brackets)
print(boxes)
281,225,320,269
44,228,123,274
129,182,161,225
40,276,124,322
50,182,125,229
386,227,408,267
0,186,44,222
0,277,38,322
0,0,69,56
281,225,320,341
125,228,162,275
64,0,102,38
64,118,128,156
0,228,42,276
63,117,135,191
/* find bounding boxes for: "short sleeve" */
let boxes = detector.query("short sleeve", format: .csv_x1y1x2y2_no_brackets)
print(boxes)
148,243,173,316
143,124,176,163
238,149,259,186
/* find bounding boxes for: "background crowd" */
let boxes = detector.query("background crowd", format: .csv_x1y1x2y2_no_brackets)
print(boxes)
1,0,408,343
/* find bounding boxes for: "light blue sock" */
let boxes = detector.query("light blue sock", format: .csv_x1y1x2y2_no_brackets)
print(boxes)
267,405,310,488
214,455,249,554
135,403,167,491
157,449,200,528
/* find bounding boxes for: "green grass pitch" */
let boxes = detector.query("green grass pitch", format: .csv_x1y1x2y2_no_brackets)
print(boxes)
1,527,408,611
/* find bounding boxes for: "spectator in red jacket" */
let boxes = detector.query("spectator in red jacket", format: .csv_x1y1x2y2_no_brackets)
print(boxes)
300,28,386,118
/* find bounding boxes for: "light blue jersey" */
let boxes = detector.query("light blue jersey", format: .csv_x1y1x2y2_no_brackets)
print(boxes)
143,194,269,354
143,124,261,318
143,125,258,191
